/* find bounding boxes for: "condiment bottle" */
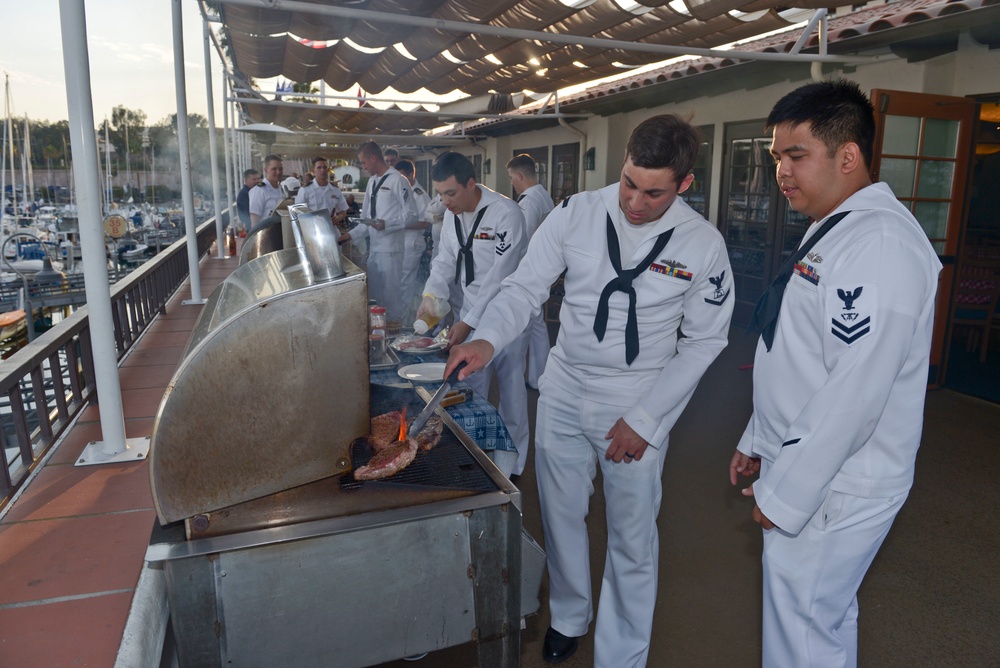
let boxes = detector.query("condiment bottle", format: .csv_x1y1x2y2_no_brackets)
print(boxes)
369,305,387,364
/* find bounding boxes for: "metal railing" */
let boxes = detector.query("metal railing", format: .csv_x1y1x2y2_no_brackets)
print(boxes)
0,218,220,508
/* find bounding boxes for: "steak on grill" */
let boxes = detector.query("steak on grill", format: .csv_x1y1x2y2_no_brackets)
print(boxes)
368,411,402,452
354,438,418,480
415,415,443,451
369,411,443,453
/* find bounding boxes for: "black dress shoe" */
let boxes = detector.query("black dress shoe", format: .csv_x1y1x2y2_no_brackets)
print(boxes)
542,627,579,664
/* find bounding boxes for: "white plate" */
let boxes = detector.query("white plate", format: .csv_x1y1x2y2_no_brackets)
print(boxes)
391,338,446,354
397,363,446,383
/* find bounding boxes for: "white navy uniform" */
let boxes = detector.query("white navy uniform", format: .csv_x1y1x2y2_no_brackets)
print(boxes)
401,184,432,325
348,167,417,321
423,185,528,476
426,194,464,321
516,184,555,390
737,182,941,668
473,184,733,667
248,180,283,223
295,181,349,220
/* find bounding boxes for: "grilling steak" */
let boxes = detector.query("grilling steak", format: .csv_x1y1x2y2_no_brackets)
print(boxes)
415,415,443,451
368,411,402,452
369,411,443,453
354,438,418,480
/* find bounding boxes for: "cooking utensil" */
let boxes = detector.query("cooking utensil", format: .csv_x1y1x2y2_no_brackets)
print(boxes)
408,361,467,436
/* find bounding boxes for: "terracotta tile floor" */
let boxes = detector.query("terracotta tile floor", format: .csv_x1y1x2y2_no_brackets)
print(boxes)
0,248,237,667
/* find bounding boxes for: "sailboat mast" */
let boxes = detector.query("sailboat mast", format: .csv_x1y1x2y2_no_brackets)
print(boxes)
1,82,6,232
24,114,34,211
6,76,17,223
124,122,131,201
104,119,111,211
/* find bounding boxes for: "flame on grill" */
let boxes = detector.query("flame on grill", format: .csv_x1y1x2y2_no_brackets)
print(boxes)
398,407,407,441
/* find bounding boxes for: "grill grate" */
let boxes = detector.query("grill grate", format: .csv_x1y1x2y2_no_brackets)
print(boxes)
340,383,498,493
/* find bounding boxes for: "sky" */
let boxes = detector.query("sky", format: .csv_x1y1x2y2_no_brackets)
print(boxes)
2,0,221,126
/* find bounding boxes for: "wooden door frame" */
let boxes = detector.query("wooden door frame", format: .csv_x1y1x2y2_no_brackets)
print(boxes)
870,88,979,387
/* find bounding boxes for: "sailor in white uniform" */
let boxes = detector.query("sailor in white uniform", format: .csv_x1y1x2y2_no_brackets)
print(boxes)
507,154,555,392
394,159,433,326
248,154,284,229
295,156,349,225
732,80,942,668
446,116,733,667
339,142,417,324
418,152,529,478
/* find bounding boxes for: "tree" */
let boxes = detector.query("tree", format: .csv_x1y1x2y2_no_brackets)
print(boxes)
289,81,319,104
110,105,148,157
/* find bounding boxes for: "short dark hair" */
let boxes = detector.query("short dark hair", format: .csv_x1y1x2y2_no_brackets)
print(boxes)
395,159,415,177
358,141,383,160
243,168,259,179
431,152,476,185
766,79,875,168
384,148,400,159
263,154,282,167
625,115,699,186
506,154,537,178
311,156,328,166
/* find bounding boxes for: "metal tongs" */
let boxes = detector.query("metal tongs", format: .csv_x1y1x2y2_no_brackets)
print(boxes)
408,361,467,436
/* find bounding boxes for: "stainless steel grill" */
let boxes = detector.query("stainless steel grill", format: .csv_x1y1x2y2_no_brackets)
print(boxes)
145,208,542,667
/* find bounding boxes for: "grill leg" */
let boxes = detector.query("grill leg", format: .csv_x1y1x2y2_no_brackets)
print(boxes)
469,503,521,668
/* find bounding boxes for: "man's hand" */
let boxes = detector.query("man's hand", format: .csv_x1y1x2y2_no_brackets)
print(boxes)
446,321,472,349
604,418,648,464
729,450,761,485
337,232,351,245
415,296,435,323
445,340,494,382
739,483,776,530
373,219,386,231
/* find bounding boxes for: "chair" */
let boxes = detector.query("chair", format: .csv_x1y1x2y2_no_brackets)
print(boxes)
952,260,1000,362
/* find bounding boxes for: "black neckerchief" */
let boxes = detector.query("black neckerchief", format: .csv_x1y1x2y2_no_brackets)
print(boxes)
369,172,392,219
749,210,852,351
454,206,490,287
593,213,675,365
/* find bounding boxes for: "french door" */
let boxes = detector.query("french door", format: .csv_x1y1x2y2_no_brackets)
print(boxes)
870,89,978,385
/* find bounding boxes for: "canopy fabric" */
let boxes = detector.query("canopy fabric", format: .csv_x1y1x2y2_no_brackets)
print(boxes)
244,100,451,134
220,0,835,96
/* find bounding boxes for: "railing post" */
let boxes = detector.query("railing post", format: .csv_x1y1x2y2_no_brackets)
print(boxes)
58,0,149,466
174,0,206,304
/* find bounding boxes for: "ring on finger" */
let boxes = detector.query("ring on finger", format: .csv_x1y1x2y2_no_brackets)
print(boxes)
624,452,636,459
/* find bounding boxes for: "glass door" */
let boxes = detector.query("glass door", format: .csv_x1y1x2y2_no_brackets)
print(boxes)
719,121,808,324
871,89,978,385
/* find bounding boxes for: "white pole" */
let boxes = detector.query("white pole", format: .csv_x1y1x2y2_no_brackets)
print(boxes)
172,0,204,303
58,0,148,465
221,75,235,225
203,22,226,259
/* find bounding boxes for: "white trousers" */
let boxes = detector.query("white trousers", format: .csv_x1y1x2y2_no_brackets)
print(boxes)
366,250,403,323
526,310,549,387
761,482,908,668
465,332,529,476
400,230,425,326
535,379,667,668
